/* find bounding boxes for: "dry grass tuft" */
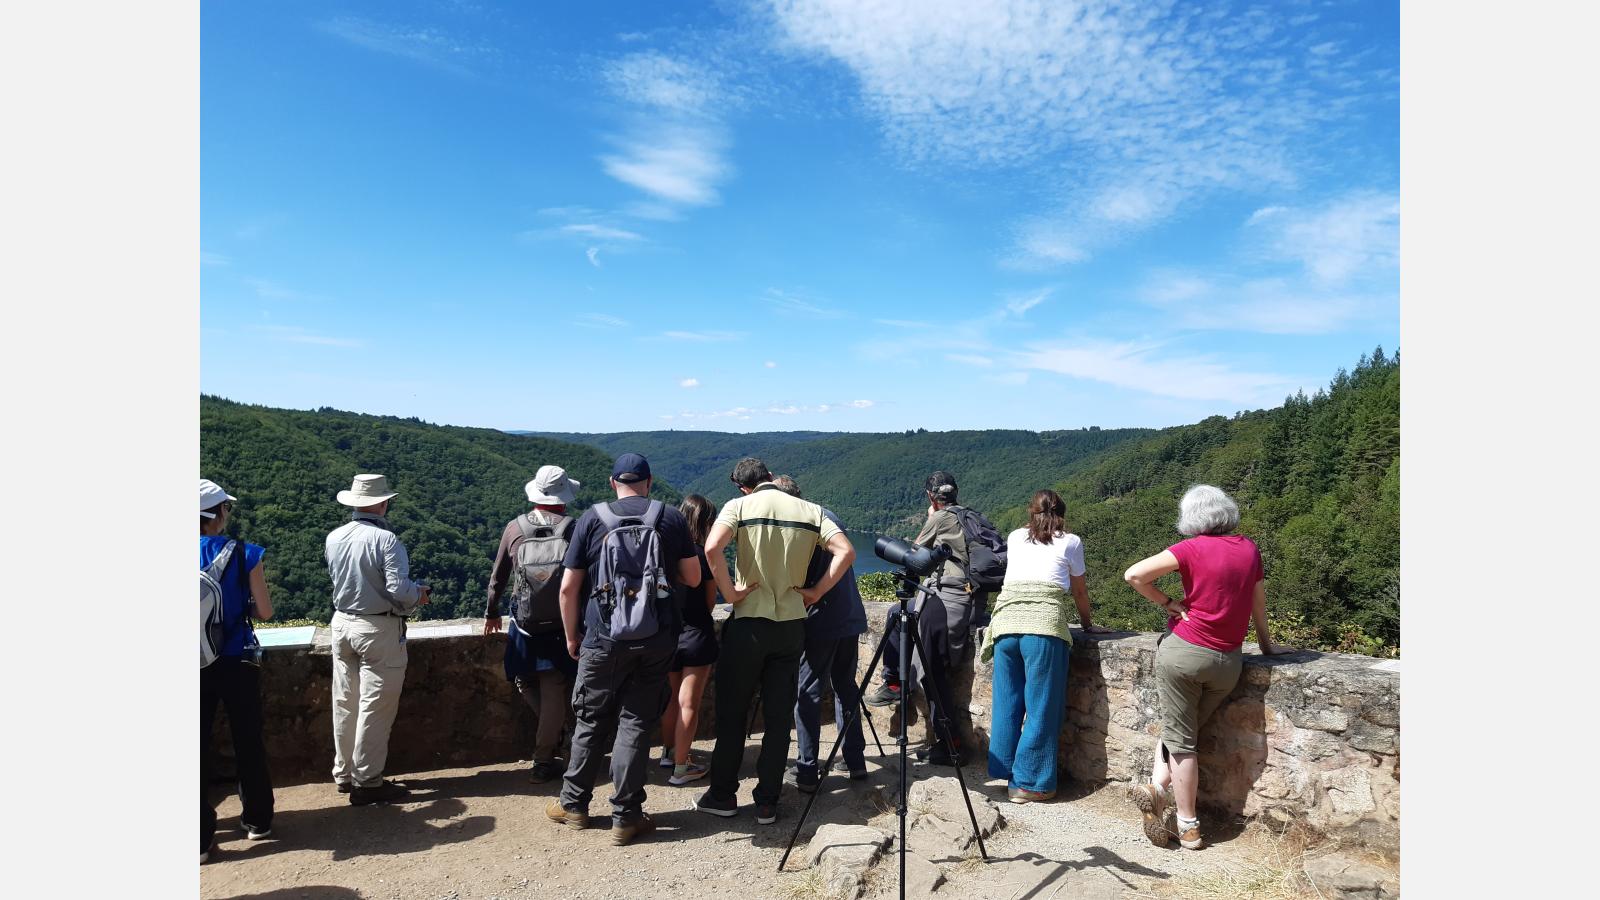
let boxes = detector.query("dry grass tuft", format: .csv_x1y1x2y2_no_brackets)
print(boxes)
776,867,838,900
1138,821,1331,900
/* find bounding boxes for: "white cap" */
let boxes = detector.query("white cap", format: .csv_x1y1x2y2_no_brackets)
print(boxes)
525,465,581,505
200,479,237,519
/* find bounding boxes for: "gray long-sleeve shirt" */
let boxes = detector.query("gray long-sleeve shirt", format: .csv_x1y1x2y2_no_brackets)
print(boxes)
325,513,425,616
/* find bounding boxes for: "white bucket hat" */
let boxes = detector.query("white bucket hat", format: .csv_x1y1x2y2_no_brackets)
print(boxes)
200,478,237,519
526,465,581,505
337,473,399,507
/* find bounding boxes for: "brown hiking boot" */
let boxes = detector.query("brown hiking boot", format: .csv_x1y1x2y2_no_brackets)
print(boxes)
612,812,656,845
1130,783,1172,846
545,799,589,830
1178,822,1205,850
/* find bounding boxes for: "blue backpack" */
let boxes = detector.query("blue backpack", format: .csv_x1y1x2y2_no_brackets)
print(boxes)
589,501,674,641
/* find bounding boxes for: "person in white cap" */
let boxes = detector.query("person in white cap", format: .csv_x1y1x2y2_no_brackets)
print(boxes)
324,473,430,805
484,465,583,784
200,479,275,862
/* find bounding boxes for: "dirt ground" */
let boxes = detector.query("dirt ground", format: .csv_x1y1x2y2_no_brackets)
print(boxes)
201,726,1343,900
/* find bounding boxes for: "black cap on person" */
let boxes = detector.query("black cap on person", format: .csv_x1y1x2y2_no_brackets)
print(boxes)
612,452,652,484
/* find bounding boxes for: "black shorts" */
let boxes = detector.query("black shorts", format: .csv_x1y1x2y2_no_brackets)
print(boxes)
671,623,719,671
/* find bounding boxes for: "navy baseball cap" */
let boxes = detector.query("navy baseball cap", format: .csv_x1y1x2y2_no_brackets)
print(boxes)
612,452,652,484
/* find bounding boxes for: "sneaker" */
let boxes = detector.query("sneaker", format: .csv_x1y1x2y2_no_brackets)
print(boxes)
755,803,778,825
784,768,820,794
864,682,902,708
830,760,869,780
545,799,589,830
659,748,675,769
694,790,738,818
611,811,657,846
668,762,710,786
1130,783,1172,847
1177,821,1205,850
349,780,409,806
335,781,353,794
242,822,273,840
528,761,561,784
1007,786,1055,804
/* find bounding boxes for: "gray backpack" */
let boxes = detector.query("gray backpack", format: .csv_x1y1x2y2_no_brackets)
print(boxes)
200,540,241,668
589,500,672,641
510,511,572,635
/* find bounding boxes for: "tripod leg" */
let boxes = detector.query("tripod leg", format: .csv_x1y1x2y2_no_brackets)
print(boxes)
861,697,885,757
905,617,989,861
777,617,899,872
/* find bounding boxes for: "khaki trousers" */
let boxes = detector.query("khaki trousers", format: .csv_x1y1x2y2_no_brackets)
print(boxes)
331,611,408,787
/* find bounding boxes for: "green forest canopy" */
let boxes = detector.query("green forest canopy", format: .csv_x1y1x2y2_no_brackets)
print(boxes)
201,347,1398,655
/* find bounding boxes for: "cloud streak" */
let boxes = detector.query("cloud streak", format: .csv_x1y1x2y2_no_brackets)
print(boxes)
316,16,494,77
1016,339,1295,405
598,52,733,208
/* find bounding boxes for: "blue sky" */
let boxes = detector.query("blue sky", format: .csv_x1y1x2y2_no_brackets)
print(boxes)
201,0,1398,434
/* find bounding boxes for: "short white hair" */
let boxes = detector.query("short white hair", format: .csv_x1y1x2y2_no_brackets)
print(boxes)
1176,484,1240,536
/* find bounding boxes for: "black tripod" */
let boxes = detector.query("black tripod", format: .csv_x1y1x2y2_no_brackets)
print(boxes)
778,568,989,897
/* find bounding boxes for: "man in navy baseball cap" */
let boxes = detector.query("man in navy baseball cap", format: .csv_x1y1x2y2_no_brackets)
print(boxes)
611,452,652,484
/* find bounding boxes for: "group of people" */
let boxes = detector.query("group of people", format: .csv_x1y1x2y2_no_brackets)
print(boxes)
200,451,1290,862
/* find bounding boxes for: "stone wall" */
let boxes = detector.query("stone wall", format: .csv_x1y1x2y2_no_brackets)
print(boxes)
856,604,1400,853
215,607,1398,853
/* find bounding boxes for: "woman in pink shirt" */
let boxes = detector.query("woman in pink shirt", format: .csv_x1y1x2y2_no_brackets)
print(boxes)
1122,485,1292,851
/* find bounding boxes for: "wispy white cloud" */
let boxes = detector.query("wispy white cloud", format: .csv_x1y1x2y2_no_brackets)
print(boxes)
561,223,645,241
586,247,602,268
873,318,933,330
201,251,230,267
1004,288,1051,317
661,397,876,421
764,1,1385,267
1016,339,1295,405
679,377,701,388
574,313,629,329
764,360,779,368
316,16,494,76
1246,190,1399,284
658,330,745,342
598,52,732,207
764,288,846,319
945,353,994,368
983,371,1030,386
254,325,364,349
243,278,306,301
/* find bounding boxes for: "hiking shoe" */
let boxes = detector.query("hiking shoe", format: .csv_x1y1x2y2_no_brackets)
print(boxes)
830,760,869,780
694,791,738,818
1007,786,1056,804
785,768,820,794
668,762,710,786
242,822,273,840
755,803,778,825
545,799,589,830
1177,822,1205,850
864,682,902,708
349,780,409,806
1130,783,1172,847
914,745,963,767
659,748,675,769
612,812,657,846
528,761,561,784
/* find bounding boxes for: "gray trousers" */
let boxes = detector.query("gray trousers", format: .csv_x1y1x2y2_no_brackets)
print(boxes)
559,632,676,816
514,670,573,764
794,632,866,779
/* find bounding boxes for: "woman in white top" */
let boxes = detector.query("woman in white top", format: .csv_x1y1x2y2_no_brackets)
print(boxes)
979,489,1109,803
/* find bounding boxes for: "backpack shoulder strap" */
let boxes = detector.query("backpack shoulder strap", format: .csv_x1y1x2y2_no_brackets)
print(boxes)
591,501,622,531
640,499,664,529
514,513,538,541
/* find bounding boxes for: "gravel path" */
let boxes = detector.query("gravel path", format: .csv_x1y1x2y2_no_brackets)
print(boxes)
201,729,1287,900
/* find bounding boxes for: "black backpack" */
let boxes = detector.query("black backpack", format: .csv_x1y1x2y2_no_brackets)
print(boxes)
510,511,573,635
948,505,1008,592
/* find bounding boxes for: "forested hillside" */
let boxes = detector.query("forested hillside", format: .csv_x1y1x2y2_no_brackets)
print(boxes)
541,428,1153,536
200,398,681,622
991,349,1400,655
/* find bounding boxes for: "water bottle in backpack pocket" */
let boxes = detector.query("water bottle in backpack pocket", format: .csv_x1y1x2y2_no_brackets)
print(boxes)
589,500,672,641
510,511,572,635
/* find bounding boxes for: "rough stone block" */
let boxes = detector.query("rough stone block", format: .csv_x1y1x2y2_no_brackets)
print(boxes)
903,851,946,895
1323,766,1377,820
804,823,892,875
1303,852,1399,900
907,776,1002,837
907,814,973,860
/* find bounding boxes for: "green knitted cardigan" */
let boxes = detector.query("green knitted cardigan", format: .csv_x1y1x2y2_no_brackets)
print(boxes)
978,580,1075,662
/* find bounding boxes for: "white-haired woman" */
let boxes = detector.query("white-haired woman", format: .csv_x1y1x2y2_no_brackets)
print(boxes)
1122,485,1291,851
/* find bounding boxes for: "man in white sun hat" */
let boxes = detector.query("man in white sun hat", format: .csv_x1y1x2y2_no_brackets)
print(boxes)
324,473,430,805
485,465,583,784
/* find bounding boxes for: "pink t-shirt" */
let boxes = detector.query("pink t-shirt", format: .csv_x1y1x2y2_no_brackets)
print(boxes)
1167,535,1264,652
